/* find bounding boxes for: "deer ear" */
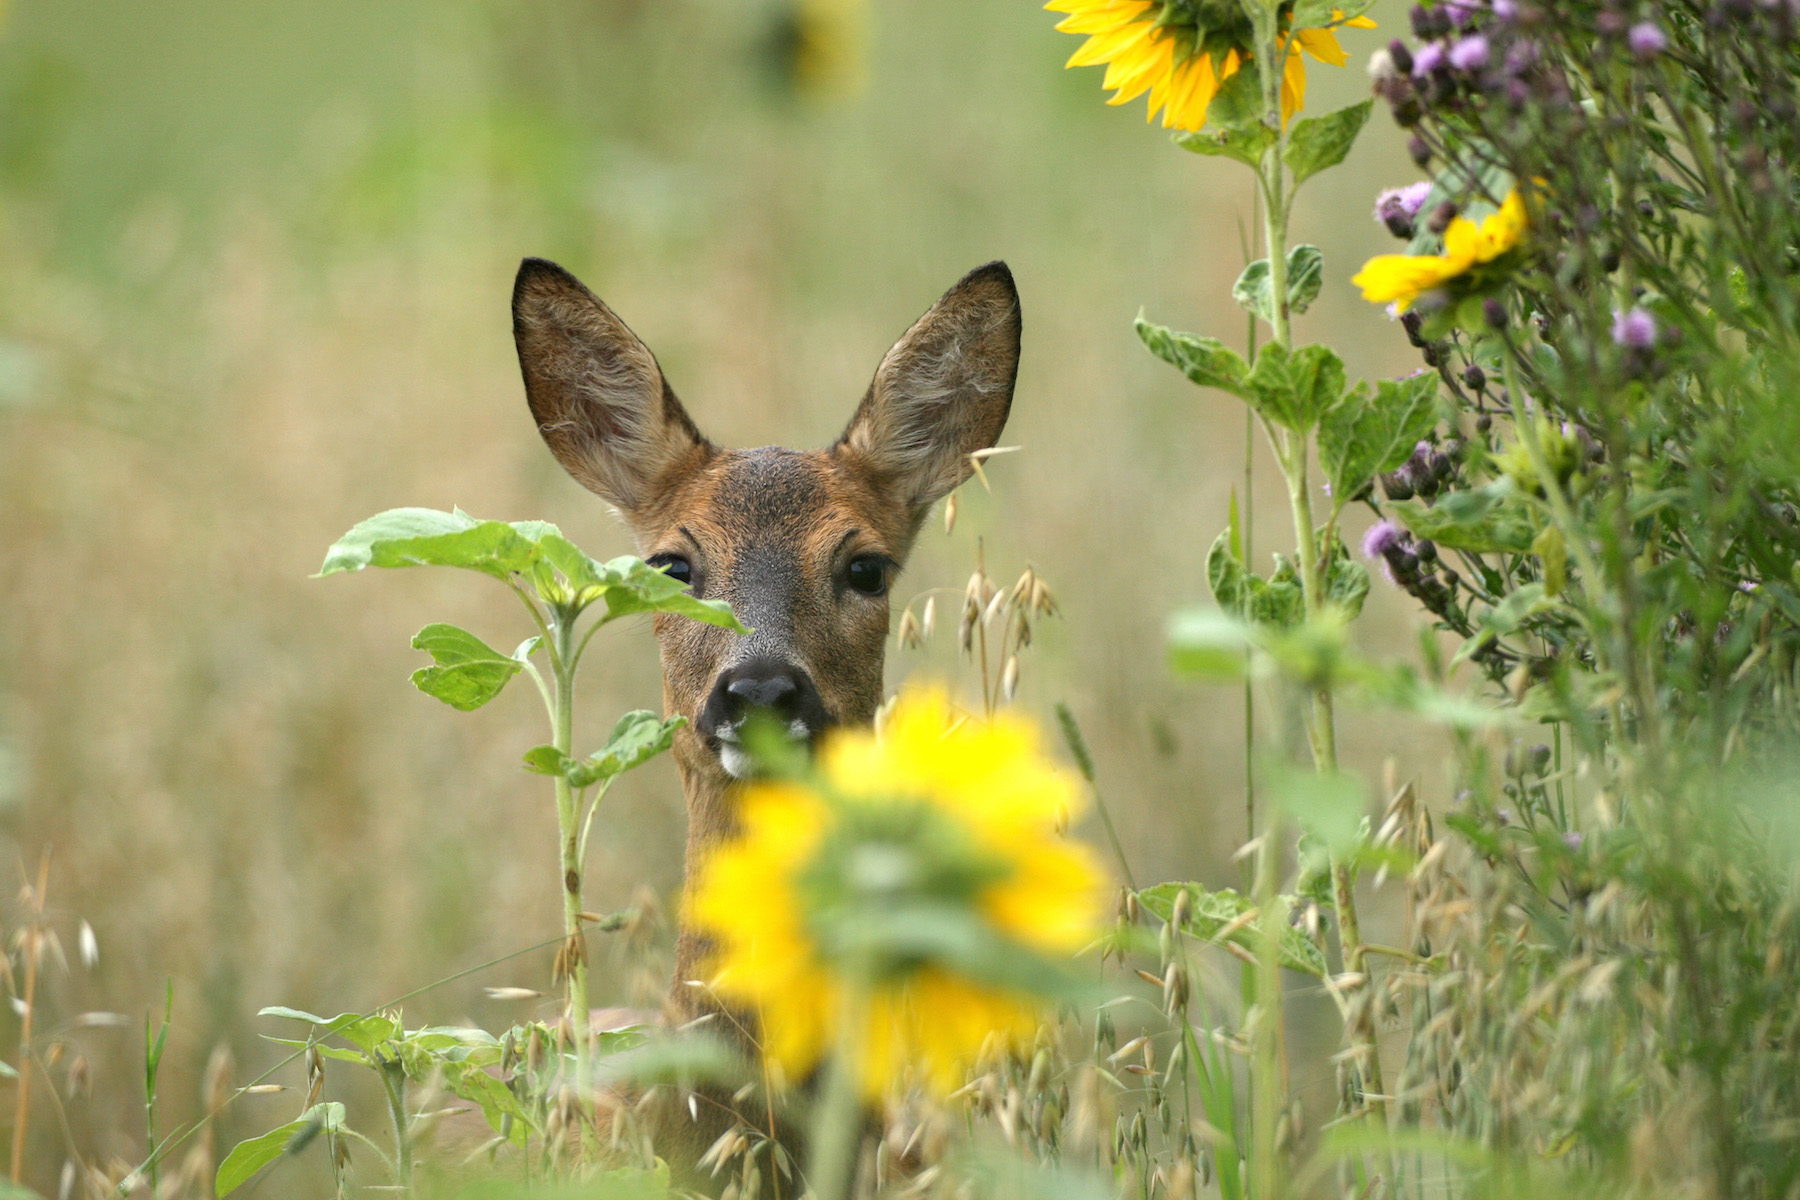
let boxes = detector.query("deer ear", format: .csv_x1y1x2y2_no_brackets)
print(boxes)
838,261,1020,517
512,258,711,516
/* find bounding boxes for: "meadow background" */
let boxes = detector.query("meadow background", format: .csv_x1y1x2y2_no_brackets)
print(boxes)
0,0,1429,1184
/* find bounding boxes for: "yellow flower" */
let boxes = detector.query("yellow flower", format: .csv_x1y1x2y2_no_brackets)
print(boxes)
1046,0,1376,130
1352,190,1529,312
684,688,1107,1099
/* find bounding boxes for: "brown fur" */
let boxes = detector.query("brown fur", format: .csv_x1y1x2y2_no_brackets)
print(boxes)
512,254,1018,1031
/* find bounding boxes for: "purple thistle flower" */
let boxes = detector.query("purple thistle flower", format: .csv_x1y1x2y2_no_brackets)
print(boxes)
1373,181,1433,236
1412,40,1448,75
1562,831,1584,852
1362,520,1405,560
1612,307,1658,348
1449,34,1491,70
1628,22,1668,58
1492,0,1518,18
1443,0,1483,25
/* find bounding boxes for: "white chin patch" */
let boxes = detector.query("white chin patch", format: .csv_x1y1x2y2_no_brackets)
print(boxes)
719,744,756,780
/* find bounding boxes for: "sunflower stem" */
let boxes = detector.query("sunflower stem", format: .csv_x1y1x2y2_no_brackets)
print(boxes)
808,967,872,1200
1252,0,1389,1150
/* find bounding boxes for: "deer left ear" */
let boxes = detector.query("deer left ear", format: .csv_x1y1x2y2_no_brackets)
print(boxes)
837,261,1020,519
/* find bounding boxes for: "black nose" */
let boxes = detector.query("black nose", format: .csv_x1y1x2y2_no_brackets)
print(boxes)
727,671,798,712
699,658,830,745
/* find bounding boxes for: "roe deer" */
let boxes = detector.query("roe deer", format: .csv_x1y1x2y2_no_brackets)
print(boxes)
510,258,1021,1040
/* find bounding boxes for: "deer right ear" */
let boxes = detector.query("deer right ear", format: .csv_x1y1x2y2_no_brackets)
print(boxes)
512,258,711,516
837,261,1020,522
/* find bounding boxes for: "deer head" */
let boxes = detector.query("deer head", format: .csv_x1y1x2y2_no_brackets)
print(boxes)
511,258,1020,959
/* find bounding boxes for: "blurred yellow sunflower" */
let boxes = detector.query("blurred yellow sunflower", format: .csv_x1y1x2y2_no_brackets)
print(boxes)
1352,190,1529,312
684,687,1106,1099
1046,0,1376,130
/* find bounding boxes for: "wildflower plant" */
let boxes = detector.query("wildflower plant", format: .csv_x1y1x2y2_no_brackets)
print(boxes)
1058,0,1800,1197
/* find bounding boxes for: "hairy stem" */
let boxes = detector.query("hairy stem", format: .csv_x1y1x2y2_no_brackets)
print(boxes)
549,610,592,1111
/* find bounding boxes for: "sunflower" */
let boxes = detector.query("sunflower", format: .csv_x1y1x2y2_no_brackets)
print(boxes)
684,687,1107,1099
1352,190,1529,312
1047,0,1376,130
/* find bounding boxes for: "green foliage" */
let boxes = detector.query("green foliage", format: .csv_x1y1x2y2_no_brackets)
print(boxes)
1173,120,1274,167
1243,341,1346,433
1283,100,1372,188
320,507,745,631
1136,883,1326,977
1318,372,1440,513
1387,489,1536,555
1134,317,1249,397
216,1103,346,1197
523,710,685,788
409,624,533,711
1232,244,1324,325
1289,0,1377,29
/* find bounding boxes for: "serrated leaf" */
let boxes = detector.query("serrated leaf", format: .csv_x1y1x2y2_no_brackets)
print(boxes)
1325,555,1371,619
318,508,542,580
409,623,524,711
1137,884,1327,977
1390,491,1538,554
1136,317,1250,397
1319,372,1440,513
1245,341,1346,432
1284,100,1373,187
1174,118,1275,167
216,1103,345,1197
1232,244,1325,326
1206,531,1305,630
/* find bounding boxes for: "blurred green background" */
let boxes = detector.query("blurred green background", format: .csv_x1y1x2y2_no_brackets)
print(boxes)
0,0,1429,1184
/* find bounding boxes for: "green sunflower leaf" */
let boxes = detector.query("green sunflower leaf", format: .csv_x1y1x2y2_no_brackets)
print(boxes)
216,1103,346,1197
1206,59,1266,129
1174,119,1275,168
524,712,685,789
1290,0,1378,32
1285,99,1373,188
1232,244,1325,326
409,623,526,711
1135,316,1252,398
317,508,543,580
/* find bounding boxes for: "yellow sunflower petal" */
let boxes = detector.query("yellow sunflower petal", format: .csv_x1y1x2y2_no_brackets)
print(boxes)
1351,252,1464,310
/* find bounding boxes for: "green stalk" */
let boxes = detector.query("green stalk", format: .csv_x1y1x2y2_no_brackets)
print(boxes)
378,1053,412,1189
549,609,593,1102
1253,2,1388,1128
1250,811,1285,1200
808,969,872,1200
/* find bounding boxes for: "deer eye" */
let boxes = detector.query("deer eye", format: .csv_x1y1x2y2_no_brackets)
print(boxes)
649,554,693,587
846,555,888,598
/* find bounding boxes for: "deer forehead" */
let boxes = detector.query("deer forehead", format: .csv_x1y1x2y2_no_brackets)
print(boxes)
638,445,912,566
